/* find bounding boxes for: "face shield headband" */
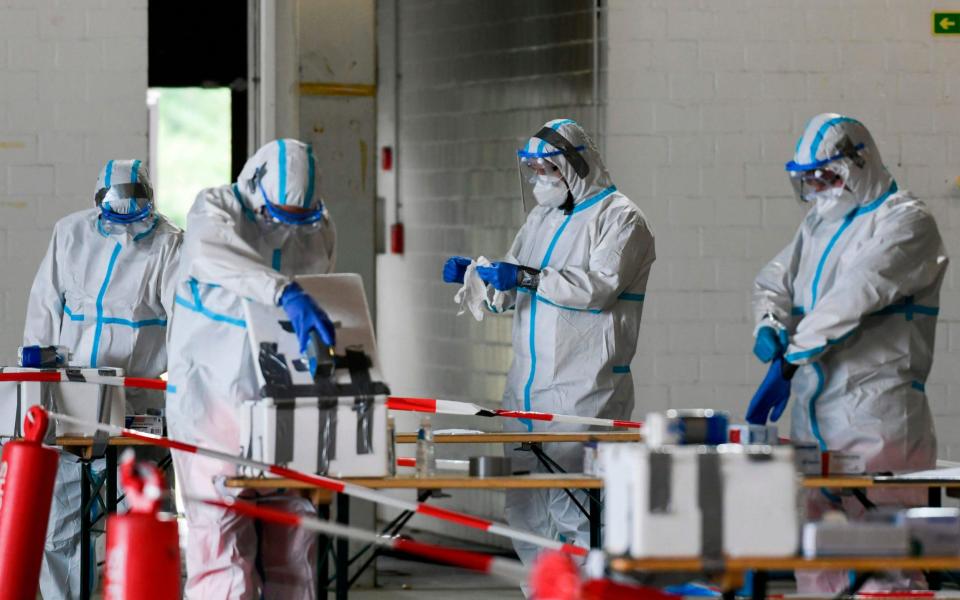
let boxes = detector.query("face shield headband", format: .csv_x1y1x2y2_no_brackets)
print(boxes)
95,183,154,223
520,127,591,179
259,179,324,226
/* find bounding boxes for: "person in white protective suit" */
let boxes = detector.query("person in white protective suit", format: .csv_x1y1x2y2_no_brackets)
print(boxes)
748,114,948,593
23,159,182,600
166,139,336,599
443,119,656,569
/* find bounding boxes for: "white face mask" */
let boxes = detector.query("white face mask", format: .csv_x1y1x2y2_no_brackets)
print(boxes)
532,176,568,208
807,186,858,221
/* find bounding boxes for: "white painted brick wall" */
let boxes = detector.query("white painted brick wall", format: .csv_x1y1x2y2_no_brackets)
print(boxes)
0,0,147,360
608,0,960,459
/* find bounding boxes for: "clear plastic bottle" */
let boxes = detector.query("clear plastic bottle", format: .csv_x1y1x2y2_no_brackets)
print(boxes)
387,416,397,476
416,416,436,477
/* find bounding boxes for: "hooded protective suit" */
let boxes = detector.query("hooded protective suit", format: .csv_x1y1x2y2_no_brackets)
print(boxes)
497,119,655,567
23,159,181,600
166,139,335,599
753,114,948,593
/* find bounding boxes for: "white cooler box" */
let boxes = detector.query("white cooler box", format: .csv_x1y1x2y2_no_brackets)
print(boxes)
239,396,389,478
240,274,391,478
601,443,799,558
0,366,125,439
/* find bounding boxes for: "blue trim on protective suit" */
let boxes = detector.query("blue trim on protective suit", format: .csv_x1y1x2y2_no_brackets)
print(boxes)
810,182,898,309
534,119,576,155
872,296,939,320
785,143,865,172
167,384,177,394
809,363,828,452
791,306,805,316
612,365,631,374
573,185,616,213
618,292,645,302
807,117,860,164
90,242,122,367
232,184,257,223
100,316,166,328
912,381,926,392
520,184,614,431
63,304,85,321
272,249,282,271
104,160,114,187
174,279,247,328
518,287,602,313
305,144,316,209
277,139,287,205
133,216,159,241
785,330,855,362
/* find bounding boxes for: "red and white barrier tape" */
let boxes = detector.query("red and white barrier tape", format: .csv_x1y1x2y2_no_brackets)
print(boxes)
0,370,166,391
0,373,641,430
388,396,643,429
396,457,470,472
193,496,527,585
46,411,587,557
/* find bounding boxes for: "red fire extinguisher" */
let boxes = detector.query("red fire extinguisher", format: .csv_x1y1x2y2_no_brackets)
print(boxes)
0,406,59,600
103,453,180,600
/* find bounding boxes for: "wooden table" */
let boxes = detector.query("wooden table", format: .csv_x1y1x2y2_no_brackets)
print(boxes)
609,556,960,599
226,472,603,600
55,436,165,600
226,472,603,490
394,431,641,444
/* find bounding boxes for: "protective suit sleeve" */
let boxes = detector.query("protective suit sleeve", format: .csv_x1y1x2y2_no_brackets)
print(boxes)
535,208,654,311
23,228,64,345
488,221,530,312
158,231,183,332
183,190,291,306
752,227,803,331
785,202,948,365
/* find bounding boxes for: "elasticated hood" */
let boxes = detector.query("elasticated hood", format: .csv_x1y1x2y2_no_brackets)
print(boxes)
518,119,614,206
237,139,321,210
789,113,895,208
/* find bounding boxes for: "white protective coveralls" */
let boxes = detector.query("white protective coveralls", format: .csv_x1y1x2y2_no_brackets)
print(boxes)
166,139,336,599
496,119,655,566
753,114,948,593
23,159,181,599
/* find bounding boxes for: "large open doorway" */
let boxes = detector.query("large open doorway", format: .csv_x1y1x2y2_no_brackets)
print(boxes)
148,1,247,227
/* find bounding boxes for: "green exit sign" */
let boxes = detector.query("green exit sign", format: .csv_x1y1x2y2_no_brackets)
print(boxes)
933,11,960,35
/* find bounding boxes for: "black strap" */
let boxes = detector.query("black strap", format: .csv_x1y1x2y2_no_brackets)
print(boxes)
95,182,153,206
532,127,590,179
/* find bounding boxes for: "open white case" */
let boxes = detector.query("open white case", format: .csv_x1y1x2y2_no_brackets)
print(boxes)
239,274,390,478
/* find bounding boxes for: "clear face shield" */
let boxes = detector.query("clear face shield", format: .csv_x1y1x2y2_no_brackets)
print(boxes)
787,167,846,204
517,156,565,213
785,135,864,204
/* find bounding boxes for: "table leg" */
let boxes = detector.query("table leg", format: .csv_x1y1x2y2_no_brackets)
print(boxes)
336,493,350,600
80,461,91,600
750,570,767,600
588,489,601,548
106,446,118,514
317,503,330,599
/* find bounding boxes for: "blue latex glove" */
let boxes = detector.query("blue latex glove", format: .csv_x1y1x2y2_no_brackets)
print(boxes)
442,256,472,284
279,282,336,351
476,262,519,291
745,358,791,425
753,326,789,363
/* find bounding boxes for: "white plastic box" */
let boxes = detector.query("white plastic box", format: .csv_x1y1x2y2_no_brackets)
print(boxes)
239,396,389,477
601,443,799,558
240,274,390,478
0,366,125,438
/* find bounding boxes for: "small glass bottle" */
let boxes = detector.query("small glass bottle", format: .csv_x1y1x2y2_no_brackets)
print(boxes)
416,416,436,477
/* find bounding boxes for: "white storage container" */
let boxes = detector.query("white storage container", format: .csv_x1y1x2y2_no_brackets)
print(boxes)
601,443,799,558
0,367,125,439
240,274,390,478
239,396,389,477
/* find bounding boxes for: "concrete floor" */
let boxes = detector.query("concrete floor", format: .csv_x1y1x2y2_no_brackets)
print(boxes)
349,554,524,599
